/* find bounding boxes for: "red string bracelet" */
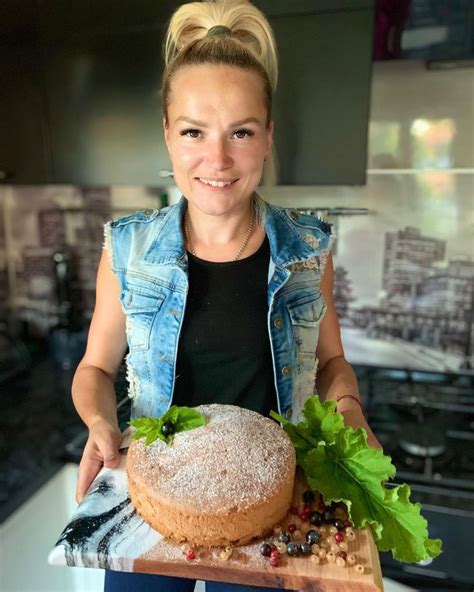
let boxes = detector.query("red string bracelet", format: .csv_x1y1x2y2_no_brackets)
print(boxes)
336,394,364,409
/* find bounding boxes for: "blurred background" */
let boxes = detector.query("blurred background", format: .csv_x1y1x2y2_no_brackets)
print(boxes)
0,1,473,591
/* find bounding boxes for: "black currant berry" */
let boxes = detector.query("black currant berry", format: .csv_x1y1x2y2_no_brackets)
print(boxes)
260,543,272,557
286,542,300,557
305,530,321,545
278,532,291,545
161,421,175,436
309,511,323,526
299,542,312,555
303,490,315,504
323,509,335,523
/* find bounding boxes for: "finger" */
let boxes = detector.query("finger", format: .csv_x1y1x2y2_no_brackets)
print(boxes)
95,431,121,468
76,456,103,503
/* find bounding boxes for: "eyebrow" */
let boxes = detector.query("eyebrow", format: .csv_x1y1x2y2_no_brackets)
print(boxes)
174,116,263,127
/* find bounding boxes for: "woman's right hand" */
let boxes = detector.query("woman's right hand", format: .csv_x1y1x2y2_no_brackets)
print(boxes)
76,419,122,503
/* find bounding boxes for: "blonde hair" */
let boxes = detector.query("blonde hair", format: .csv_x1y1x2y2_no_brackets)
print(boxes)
162,0,278,185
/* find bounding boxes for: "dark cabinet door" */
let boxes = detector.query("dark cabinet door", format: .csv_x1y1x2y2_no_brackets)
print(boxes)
269,8,374,184
0,44,51,184
35,0,179,185
40,32,169,185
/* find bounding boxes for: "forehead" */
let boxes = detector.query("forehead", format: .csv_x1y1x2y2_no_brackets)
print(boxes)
168,64,267,120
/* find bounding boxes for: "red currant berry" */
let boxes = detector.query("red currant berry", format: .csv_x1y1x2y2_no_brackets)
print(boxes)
288,524,297,533
270,550,280,560
343,520,352,528
301,511,311,522
186,549,196,560
270,556,279,567
318,501,326,511
338,551,347,560
304,503,312,512
335,532,344,543
289,506,299,516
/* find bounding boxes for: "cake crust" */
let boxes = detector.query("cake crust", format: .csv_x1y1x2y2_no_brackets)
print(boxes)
126,404,296,546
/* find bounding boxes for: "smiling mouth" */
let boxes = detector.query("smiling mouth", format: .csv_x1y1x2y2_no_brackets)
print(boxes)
196,177,237,188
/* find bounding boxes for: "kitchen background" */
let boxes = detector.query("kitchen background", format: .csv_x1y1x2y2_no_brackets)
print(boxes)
1,1,473,591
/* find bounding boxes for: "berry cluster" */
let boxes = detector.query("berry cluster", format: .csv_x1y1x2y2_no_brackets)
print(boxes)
181,543,234,562
259,489,365,573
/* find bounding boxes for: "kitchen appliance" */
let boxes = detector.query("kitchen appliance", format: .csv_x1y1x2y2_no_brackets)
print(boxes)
355,365,474,591
47,246,87,370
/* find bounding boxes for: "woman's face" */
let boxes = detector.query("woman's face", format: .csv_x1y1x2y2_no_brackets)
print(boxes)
164,64,273,218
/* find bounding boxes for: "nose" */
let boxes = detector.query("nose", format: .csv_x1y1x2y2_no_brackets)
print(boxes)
205,137,233,170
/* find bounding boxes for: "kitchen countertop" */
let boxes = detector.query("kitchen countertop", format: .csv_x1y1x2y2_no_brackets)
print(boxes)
0,353,87,523
0,347,129,524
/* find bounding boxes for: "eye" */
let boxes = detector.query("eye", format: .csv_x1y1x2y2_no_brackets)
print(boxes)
180,128,200,138
233,128,254,139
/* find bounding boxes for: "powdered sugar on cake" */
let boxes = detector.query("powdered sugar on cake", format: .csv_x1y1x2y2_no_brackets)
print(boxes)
128,404,294,513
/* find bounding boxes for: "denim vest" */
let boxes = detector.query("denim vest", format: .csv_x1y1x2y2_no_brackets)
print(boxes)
104,196,332,422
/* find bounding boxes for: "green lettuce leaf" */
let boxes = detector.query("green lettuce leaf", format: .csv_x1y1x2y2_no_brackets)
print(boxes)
271,396,442,563
129,405,206,446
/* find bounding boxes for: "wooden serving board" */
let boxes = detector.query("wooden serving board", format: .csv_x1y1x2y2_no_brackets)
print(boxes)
49,447,383,591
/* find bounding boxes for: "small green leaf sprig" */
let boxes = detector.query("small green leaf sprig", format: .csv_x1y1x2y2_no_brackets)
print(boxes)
270,396,442,564
128,405,206,446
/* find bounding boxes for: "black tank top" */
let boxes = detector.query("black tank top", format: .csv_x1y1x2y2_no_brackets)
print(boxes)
172,236,278,418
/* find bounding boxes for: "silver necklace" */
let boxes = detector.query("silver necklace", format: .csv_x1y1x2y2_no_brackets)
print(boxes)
184,206,255,261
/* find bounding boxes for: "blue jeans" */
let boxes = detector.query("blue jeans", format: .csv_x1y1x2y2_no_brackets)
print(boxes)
104,571,294,591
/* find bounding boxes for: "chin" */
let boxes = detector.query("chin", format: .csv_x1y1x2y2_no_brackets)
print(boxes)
188,190,251,217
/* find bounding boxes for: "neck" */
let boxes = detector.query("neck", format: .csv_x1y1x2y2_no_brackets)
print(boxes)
184,197,259,262
185,199,255,249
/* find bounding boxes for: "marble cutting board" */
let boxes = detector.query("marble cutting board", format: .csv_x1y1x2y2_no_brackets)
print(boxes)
48,436,383,591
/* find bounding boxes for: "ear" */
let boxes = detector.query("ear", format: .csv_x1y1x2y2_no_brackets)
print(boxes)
163,117,171,156
264,120,274,160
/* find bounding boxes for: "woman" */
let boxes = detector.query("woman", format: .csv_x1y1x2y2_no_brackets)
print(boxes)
72,1,381,590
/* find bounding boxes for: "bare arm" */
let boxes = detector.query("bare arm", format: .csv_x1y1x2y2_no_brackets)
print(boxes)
315,254,381,448
72,249,129,500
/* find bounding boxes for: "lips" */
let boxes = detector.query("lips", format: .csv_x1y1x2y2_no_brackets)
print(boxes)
196,177,237,188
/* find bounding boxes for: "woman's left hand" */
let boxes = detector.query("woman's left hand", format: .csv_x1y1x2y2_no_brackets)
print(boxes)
337,400,383,450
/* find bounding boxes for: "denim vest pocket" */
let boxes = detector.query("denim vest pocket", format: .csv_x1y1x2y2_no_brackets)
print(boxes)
287,293,326,358
121,288,165,351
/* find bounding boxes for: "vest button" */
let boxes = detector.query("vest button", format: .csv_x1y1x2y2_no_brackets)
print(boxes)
144,209,153,215
272,273,279,282
285,408,293,419
290,210,299,220
282,365,292,377
274,317,284,329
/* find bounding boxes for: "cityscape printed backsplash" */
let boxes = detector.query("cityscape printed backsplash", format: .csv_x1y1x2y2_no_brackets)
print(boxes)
330,196,473,374
0,177,472,374
0,185,165,336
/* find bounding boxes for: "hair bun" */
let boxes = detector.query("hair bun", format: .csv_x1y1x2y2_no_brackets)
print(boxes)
164,0,277,91
206,24,233,37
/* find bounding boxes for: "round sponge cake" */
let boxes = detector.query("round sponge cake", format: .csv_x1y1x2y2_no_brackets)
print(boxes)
126,404,296,547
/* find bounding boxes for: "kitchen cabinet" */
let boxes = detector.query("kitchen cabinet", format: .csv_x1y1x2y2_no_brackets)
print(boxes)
255,0,374,16
269,8,373,184
0,0,374,185
0,44,51,183
0,0,51,183
39,32,168,185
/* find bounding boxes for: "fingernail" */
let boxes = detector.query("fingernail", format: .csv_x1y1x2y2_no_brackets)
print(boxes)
105,453,116,462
